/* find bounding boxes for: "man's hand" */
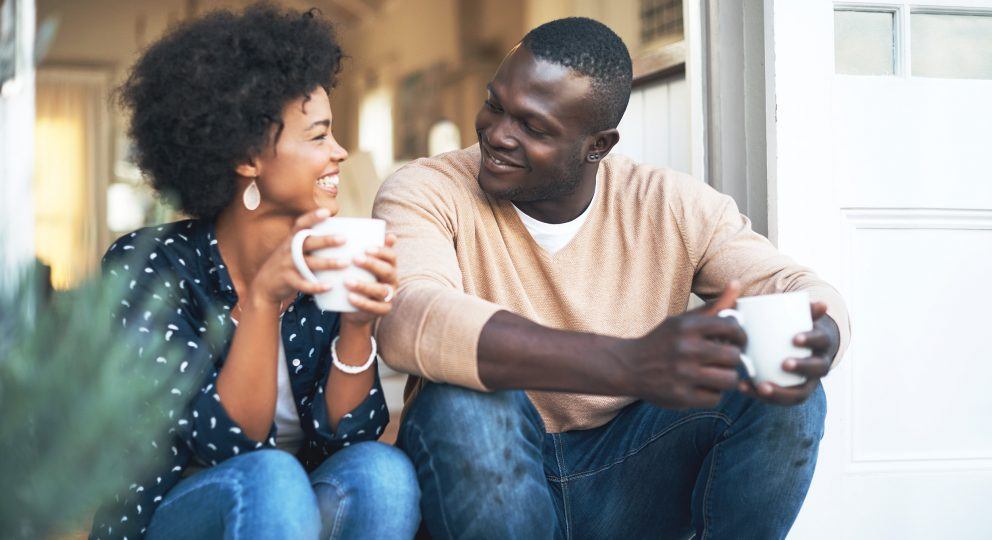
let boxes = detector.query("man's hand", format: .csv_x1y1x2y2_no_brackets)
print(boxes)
616,282,747,409
738,301,840,405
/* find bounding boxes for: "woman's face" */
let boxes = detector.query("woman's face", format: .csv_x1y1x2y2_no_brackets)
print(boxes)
251,86,348,216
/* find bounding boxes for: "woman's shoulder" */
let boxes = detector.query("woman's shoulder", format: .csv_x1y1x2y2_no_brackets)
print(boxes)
104,219,206,261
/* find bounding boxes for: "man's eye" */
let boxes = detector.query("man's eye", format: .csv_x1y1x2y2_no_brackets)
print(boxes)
523,123,543,136
485,100,502,112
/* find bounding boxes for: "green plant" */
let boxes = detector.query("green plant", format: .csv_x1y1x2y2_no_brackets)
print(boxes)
0,257,194,539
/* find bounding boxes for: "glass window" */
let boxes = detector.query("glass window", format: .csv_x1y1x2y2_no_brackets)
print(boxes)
912,12,992,80
640,0,683,48
835,10,896,76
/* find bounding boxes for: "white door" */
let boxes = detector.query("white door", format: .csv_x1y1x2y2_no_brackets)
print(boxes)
764,1,992,538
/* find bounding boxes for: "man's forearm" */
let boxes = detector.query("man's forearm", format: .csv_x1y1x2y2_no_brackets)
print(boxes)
477,310,630,395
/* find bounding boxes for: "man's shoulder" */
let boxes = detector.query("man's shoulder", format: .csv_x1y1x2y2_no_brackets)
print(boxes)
378,145,483,201
601,153,715,209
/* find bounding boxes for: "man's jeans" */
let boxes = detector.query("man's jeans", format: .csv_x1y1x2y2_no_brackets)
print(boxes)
146,443,421,539
398,383,826,540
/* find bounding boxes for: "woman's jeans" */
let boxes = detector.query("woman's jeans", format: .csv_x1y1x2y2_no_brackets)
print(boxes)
398,383,827,540
145,442,420,539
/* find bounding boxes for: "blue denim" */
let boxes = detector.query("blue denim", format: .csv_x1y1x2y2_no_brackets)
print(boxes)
398,384,826,540
146,444,420,539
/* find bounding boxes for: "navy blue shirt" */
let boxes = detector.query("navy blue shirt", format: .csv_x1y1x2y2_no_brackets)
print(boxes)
90,220,388,540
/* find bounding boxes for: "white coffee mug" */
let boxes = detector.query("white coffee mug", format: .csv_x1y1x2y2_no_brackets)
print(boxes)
718,291,812,387
291,217,386,312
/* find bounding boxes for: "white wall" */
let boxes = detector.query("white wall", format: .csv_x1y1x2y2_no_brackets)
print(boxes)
1,0,36,279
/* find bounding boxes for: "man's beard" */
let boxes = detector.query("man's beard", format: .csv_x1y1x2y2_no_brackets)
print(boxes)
488,147,585,203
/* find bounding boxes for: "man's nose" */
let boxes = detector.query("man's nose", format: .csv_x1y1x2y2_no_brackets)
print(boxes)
487,115,518,150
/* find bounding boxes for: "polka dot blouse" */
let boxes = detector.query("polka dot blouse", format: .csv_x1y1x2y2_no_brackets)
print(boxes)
89,220,389,540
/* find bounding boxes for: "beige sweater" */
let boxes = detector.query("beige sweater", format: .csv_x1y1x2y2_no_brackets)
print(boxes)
373,145,850,433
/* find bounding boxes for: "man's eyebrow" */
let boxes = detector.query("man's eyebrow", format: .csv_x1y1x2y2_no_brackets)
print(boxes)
306,119,331,130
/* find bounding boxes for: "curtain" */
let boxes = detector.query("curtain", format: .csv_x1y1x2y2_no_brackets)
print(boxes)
33,73,104,290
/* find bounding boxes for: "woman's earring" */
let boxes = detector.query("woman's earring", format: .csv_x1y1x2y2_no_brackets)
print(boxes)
587,153,601,162
243,178,261,211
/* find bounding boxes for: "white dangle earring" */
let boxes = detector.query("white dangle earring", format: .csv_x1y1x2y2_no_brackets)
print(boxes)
243,177,261,211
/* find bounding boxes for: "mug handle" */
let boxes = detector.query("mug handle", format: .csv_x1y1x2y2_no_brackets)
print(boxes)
717,308,756,379
291,229,321,284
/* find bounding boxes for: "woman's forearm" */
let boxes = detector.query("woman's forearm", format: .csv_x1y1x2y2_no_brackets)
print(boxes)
324,320,377,431
215,295,282,442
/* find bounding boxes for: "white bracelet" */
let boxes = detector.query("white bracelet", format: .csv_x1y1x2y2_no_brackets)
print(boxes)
331,335,377,374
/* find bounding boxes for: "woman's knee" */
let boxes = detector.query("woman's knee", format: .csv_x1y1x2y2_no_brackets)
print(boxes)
312,443,420,536
231,450,321,535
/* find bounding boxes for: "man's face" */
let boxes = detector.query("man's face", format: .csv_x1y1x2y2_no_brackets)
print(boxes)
474,46,594,202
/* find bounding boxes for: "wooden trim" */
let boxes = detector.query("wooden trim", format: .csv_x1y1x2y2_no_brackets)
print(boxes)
632,40,686,87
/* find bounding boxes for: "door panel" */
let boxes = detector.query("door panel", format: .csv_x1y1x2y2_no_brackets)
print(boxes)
765,1,992,537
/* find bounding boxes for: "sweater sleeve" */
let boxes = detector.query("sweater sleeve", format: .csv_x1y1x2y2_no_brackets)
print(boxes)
371,162,502,390
673,175,852,365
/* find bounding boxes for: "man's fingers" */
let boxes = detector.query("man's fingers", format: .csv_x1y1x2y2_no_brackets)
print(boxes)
745,379,818,406
783,356,830,378
700,280,741,316
794,329,830,351
696,341,746,368
693,365,740,392
687,316,747,347
810,301,828,321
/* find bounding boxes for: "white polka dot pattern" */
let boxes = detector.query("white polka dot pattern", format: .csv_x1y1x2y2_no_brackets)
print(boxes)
89,220,389,540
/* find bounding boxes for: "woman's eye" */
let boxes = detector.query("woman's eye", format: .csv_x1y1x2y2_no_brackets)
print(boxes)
312,134,327,141
485,100,502,112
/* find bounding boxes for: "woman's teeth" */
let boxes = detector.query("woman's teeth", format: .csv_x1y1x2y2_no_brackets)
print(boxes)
316,174,339,188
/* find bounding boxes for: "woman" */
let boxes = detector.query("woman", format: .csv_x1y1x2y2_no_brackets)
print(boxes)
92,6,419,539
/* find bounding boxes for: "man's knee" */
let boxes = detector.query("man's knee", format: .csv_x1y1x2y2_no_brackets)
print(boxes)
401,383,540,445
745,383,827,453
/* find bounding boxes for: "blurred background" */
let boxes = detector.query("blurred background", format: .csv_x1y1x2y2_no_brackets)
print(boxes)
3,0,991,538
20,0,690,291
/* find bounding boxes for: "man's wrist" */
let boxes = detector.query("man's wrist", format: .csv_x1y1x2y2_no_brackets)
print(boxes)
596,334,637,396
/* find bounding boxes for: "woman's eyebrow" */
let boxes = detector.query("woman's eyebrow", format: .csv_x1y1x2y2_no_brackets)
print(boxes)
306,119,331,130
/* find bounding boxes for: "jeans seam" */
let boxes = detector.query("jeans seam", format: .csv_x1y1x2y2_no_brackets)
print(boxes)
408,422,455,540
700,439,723,540
552,434,571,540
559,412,731,481
312,476,349,540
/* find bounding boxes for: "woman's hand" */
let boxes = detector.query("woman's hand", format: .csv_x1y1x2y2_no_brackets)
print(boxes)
246,208,347,310
341,233,399,327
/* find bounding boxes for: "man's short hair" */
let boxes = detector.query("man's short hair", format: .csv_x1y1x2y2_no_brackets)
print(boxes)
521,17,633,133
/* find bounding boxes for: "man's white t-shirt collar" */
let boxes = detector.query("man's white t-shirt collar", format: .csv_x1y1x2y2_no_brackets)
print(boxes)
512,183,597,256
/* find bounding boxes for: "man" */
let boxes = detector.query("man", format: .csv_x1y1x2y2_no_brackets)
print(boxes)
373,17,850,540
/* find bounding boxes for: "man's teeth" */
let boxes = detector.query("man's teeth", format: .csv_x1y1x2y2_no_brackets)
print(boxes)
316,174,339,188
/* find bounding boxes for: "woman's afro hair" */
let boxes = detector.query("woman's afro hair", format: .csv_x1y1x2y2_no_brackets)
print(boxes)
118,3,343,219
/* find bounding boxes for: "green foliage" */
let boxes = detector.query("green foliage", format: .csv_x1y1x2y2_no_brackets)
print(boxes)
0,261,193,539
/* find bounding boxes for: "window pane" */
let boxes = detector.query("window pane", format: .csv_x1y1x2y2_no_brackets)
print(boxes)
835,10,895,75
912,13,992,80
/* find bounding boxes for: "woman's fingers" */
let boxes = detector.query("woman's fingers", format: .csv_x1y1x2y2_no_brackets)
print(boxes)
294,208,331,231
354,253,397,284
303,255,350,272
347,292,392,316
345,279,392,301
302,234,346,252
287,273,330,296
364,244,397,265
